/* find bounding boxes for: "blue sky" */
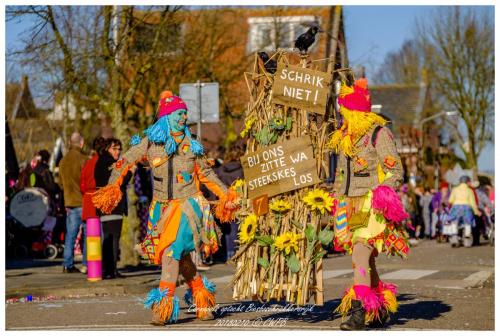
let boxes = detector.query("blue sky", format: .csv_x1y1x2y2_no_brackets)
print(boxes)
5,5,495,173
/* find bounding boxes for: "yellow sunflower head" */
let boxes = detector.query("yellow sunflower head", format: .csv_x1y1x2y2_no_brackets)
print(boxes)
230,179,245,192
238,214,258,244
240,117,256,137
274,232,301,255
303,189,335,215
269,199,292,214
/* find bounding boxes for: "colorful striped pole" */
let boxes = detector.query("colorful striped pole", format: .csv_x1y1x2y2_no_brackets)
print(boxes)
86,217,102,281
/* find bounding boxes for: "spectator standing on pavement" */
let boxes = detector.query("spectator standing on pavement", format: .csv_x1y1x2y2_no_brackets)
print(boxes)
80,137,107,225
95,138,133,279
419,187,433,239
447,176,481,247
472,182,493,245
431,182,450,241
134,162,153,242
59,132,88,273
32,149,58,196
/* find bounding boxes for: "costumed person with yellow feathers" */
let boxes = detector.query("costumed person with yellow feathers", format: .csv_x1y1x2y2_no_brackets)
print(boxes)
93,91,239,325
328,78,410,330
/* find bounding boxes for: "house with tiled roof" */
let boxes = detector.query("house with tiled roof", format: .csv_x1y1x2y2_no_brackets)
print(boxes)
371,82,446,187
5,76,62,166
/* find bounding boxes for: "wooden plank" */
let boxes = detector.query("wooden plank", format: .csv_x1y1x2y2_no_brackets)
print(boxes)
240,136,321,199
272,62,332,115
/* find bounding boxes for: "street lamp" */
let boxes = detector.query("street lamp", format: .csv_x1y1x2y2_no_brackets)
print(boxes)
418,110,459,190
419,110,459,129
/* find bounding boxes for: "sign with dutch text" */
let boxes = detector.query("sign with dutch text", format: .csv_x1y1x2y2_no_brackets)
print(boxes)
271,62,331,115
241,136,321,199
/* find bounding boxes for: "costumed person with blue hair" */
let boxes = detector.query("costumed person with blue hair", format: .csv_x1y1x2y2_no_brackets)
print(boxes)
93,91,239,325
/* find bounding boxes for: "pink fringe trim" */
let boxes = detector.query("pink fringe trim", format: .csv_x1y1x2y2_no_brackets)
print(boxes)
353,284,381,316
375,281,398,296
372,185,409,222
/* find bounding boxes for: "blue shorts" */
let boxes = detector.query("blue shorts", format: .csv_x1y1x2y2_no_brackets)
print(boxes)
165,213,196,261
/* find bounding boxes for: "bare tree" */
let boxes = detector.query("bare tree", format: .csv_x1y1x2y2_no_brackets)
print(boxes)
373,39,423,85
417,7,494,179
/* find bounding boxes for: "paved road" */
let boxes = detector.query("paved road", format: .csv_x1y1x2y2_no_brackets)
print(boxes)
5,239,494,330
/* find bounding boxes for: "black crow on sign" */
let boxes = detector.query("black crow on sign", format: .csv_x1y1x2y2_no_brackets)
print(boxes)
294,25,323,55
257,51,277,74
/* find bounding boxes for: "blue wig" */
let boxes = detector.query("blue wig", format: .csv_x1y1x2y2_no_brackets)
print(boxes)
143,115,204,156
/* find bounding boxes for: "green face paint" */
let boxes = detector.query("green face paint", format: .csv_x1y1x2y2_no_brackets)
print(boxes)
168,109,188,133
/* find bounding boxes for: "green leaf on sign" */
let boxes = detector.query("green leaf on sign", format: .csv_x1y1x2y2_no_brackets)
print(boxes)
285,117,293,131
270,132,279,144
286,253,301,273
305,224,317,242
318,229,334,246
256,235,274,246
258,257,270,269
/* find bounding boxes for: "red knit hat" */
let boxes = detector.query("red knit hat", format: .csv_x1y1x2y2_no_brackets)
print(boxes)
338,78,372,112
158,90,187,118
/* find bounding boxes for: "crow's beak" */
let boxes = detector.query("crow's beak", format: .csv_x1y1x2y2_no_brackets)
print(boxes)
318,27,325,33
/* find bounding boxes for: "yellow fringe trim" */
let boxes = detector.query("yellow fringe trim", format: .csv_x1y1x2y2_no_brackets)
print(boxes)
327,107,387,157
334,287,356,318
152,296,174,322
381,289,398,313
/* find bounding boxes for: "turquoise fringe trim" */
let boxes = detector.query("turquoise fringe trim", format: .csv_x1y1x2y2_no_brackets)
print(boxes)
184,126,204,156
143,287,168,309
202,276,216,293
170,296,180,323
129,134,142,146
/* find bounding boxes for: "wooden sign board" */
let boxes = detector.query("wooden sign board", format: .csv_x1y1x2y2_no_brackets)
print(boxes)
271,62,332,115
241,136,321,199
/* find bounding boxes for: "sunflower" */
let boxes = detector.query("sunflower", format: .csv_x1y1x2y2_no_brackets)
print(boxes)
232,179,245,188
240,117,256,137
238,214,258,244
269,117,286,131
274,232,301,255
303,189,335,214
269,199,292,214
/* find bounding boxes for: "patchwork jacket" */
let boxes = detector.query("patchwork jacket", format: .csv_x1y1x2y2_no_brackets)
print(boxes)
332,125,403,197
108,136,228,202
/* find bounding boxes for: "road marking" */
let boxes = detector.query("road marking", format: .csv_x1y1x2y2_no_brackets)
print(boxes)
380,269,439,280
5,324,429,331
323,270,353,279
463,270,492,284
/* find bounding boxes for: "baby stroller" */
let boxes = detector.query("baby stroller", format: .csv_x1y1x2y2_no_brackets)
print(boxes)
8,187,65,259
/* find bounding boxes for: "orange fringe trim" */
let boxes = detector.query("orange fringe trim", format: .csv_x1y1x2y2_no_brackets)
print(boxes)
152,296,175,322
92,163,134,214
215,189,239,223
190,277,215,319
152,281,176,322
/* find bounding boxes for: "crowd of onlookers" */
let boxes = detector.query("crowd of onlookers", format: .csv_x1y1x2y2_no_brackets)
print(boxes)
398,177,494,247
6,132,245,275
5,133,495,275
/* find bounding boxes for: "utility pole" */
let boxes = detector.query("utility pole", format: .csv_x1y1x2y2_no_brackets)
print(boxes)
196,80,203,140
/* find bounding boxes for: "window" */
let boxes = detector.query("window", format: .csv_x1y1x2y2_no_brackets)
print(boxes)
247,16,321,53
